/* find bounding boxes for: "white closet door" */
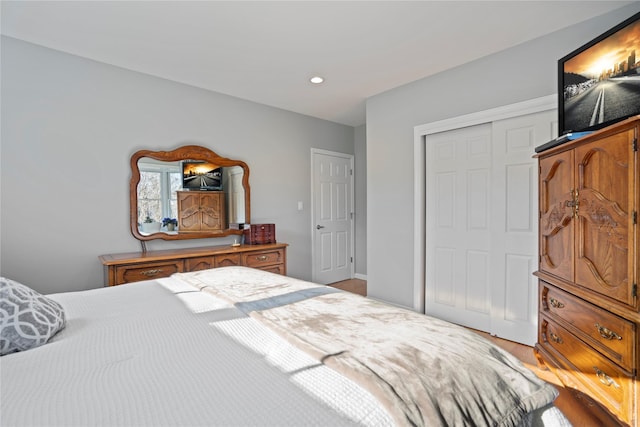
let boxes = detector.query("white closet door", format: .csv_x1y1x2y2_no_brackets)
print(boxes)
489,110,555,345
425,110,555,345
426,123,493,331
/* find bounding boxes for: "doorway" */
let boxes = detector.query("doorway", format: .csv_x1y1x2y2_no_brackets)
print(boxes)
311,149,354,284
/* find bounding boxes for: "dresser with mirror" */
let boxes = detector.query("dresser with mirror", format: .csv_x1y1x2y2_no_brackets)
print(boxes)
99,145,287,286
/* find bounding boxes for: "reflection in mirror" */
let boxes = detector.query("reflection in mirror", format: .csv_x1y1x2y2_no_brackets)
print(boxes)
136,160,246,228
130,146,250,242
137,159,181,227
224,166,246,224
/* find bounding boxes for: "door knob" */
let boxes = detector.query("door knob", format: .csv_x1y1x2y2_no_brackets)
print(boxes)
316,225,325,230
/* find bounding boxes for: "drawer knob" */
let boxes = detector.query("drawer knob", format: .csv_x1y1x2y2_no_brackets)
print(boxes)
548,297,565,309
595,323,622,341
141,269,163,276
256,255,268,261
549,332,563,344
593,367,620,389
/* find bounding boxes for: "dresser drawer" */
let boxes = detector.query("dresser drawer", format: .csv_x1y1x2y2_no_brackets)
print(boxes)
540,282,636,372
242,249,283,269
539,316,634,424
185,257,215,272
115,260,184,285
214,253,241,267
258,264,285,275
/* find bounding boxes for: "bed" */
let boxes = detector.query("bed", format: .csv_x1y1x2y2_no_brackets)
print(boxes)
1,267,570,426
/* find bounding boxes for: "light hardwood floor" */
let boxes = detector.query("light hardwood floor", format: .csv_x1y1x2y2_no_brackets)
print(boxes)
329,278,367,296
328,278,612,426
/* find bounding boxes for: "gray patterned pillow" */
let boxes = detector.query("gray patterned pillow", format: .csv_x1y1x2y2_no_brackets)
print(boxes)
0,277,66,356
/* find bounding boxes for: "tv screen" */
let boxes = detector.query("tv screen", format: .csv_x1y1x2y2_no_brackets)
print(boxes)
558,11,640,137
182,161,222,191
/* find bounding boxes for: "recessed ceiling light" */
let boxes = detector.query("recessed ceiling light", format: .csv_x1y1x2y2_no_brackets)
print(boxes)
310,76,324,84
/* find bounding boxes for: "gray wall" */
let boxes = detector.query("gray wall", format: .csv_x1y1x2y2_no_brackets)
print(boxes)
354,124,367,277
365,3,640,308
0,36,355,294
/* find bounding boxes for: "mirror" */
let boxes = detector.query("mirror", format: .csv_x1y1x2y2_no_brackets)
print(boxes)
130,145,250,241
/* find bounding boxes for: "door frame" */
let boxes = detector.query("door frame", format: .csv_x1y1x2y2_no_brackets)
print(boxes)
310,148,355,283
413,95,557,313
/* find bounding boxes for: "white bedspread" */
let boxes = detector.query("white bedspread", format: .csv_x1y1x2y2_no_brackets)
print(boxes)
1,267,571,427
1,275,393,426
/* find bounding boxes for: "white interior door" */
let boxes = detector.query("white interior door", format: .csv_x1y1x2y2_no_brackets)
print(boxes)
488,111,554,345
425,110,555,345
311,149,354,284
426,124,494,331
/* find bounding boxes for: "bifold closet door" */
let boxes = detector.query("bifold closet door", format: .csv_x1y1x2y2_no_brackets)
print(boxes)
425,110,555,345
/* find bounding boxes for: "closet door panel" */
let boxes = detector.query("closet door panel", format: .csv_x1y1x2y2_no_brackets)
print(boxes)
425,123,493,332
490,110,555,345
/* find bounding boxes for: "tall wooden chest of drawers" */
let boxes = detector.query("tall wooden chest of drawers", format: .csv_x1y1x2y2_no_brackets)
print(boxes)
99,243,287,286
535,117,639,426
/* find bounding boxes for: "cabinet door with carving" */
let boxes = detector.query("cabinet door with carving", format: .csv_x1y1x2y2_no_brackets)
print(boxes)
200,192,225,231
177,191,226,232
539,150,575,282
574,129,635,306
177,191,202,232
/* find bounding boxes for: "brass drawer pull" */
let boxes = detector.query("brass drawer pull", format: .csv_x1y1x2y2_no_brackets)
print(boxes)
595,323,622,341
549,297,565,309
593,367,620,388
141,269,163,276
256,255,268,261
549,332,563,344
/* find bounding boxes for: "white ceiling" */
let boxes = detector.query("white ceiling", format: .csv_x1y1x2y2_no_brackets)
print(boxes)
1,1,634,126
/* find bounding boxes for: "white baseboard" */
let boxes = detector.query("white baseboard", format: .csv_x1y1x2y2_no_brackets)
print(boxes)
367,295,414,311
354,273,367,281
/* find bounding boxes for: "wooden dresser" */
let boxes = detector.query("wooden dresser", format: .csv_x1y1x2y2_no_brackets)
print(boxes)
99,243,287,286
535,117,639,426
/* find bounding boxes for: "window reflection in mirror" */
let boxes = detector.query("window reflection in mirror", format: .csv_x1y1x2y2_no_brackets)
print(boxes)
137,160,181,226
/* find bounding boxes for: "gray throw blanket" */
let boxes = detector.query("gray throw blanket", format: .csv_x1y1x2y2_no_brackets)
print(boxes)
177,267,558,427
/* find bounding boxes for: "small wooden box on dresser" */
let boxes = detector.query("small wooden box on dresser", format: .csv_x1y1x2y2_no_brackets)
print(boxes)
99,243,287,286
535,116,640,426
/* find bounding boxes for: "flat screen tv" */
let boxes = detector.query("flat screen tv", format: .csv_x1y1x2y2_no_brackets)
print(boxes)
182,161,222,191
558,11,640,137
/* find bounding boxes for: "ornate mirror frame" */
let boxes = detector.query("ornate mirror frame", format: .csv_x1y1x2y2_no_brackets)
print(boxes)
130,145,250,241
